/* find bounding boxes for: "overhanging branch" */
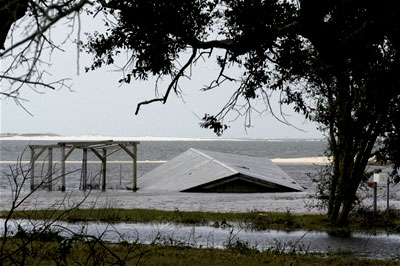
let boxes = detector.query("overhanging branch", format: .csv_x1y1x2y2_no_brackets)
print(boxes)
0,0,91,57
0,75,57,90
135,48,198,115
192,39,234,50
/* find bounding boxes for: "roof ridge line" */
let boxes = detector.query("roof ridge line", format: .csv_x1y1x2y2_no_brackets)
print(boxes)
190,148,239,174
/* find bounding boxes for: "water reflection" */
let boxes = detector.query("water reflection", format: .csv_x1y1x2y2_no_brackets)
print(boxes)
1,219,399,259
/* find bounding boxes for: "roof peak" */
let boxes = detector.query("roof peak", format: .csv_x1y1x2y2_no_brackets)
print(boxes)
189,148,238,174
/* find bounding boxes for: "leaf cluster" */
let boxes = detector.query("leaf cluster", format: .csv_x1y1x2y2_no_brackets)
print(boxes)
83,0,400,169
85,0,218,79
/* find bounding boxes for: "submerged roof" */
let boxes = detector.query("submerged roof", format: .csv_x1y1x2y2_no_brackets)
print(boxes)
138,148,303,192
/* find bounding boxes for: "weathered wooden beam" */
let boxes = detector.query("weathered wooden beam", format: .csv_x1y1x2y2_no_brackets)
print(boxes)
30,147,35,191
119,144,135,159
98,142,140,151
29,144,61,149
32,147,46,162
61,145,66,192
47,148,53,191
59,140,114,148
98,144,121,151
65,147,75,160
90,148,105,163
102,149,107,191
82,148,88,191
28,141,139,192
133,145,137,191
112,141,140,145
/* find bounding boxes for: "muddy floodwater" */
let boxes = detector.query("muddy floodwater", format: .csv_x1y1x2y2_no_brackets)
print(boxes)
1,219,399,259
1,139,400,260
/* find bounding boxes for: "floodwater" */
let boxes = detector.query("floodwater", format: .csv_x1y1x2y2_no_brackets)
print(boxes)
1,219,399,259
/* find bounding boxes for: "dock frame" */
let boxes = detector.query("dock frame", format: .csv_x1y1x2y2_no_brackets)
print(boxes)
29,140,139,192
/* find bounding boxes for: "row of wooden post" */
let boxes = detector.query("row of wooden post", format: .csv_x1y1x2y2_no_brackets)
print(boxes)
29,142,138,192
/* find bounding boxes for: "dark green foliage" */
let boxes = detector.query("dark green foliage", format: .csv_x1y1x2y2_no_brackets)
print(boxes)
14,226,64,243
0,0,28,49
2,1,400,226
82,0,400,226
200,113,228,136
85,0,217,78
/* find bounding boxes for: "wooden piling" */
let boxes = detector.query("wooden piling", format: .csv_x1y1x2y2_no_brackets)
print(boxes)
82,148,87,191
102,149,107,191
61,144,66,192
27,141,139,192
119,164,122,187
30,147,35,191
133,144,137,191
48,148,53,191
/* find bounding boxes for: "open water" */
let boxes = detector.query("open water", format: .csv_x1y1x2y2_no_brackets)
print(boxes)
0,139,328,161
0,138,328,191
1,138,399,260
1,219,399,259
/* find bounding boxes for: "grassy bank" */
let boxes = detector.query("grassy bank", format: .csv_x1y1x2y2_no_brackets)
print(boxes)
1,209,399,264
1,208,399,233
0,238,397,265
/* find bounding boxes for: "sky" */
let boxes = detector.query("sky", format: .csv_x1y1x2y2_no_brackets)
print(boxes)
1,14,324,140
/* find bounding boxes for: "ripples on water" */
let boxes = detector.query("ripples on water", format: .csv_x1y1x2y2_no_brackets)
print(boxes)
0,140,328,191
1,219,399,259
1,140,399,260
1,139,328,161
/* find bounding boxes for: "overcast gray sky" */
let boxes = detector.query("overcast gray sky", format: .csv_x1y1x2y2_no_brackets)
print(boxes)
1,15,324,139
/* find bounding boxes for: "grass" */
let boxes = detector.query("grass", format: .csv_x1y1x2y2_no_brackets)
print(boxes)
1,238,398,266
1,209,399,264
1,208,399,233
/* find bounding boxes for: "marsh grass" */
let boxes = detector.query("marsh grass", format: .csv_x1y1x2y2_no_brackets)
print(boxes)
0,237,397,266
2,208,399,233
349,208,400,233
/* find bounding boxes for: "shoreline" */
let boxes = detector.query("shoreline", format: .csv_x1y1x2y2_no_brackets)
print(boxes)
0,135,327,142
1,190,399,214
0,190,322,213
0,156,331,165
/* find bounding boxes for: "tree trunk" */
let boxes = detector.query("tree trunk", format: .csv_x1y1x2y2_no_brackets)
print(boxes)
327,94,339,217
337,193,354,225
336,162,368,225
329,150,354,223
336,132,379,225
327,73,355,224
327,157,339,217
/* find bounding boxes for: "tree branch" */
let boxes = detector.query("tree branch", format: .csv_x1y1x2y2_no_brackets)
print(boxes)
0,75,57,90
0,0,91,57
191,39,235,50
135,48,198,115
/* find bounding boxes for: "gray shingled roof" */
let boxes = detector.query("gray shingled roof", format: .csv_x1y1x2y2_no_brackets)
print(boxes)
138,148,304,192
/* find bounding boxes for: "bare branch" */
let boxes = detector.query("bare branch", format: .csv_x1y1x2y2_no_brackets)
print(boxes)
203,51,237,91
0,75,57,90
0,0,91,57
135,48,198,115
